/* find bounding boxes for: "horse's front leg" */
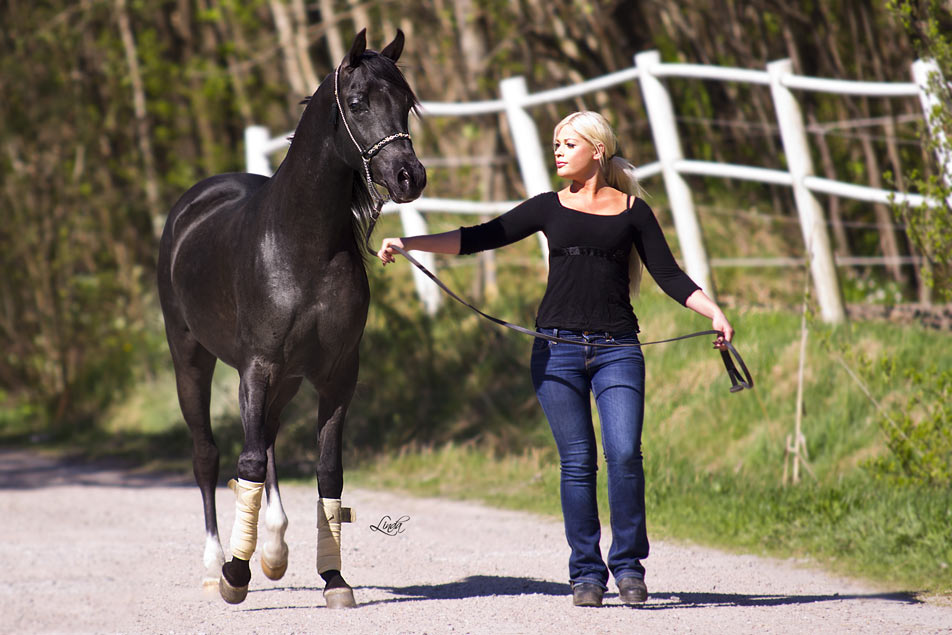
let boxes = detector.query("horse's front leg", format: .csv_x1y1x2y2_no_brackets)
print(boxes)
219,361,272,604
313,363,358,609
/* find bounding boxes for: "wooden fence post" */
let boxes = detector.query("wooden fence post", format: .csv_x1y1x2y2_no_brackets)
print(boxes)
768,59,846,324
912,58,952,189
245,125,272,176
635,51,715,298
398,205,441,315
500,76,551,262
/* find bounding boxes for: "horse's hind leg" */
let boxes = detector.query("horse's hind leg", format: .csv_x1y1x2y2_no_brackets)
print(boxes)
260,378,302,581
167,331,222,589
260,445,288,580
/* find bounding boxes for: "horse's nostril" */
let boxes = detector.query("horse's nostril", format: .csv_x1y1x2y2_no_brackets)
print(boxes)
398,168,410,186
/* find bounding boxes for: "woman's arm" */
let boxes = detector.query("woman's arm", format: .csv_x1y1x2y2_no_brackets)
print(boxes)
379,195,547,266
377,230,461,266
685,289,734,346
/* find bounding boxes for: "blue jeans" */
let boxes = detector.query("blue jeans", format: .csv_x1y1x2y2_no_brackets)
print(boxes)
530,327,648,589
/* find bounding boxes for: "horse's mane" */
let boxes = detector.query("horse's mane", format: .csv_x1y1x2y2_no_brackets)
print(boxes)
299,52,420,259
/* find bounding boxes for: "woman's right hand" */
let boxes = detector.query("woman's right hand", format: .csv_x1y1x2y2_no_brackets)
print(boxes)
377,237,406,266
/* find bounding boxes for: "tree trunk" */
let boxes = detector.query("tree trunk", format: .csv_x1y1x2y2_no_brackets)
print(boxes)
115,0,161,233
219,3,256,125
291,0,319,91
319,0,345,66
270,0,309,97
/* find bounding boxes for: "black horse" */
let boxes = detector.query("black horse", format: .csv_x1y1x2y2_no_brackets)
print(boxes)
157,30,425,607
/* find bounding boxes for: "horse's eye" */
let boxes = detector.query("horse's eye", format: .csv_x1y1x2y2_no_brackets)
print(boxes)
348,98,364,111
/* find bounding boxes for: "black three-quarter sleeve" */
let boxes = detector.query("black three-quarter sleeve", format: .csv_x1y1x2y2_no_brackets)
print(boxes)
458,194,547,255
630,199,700,305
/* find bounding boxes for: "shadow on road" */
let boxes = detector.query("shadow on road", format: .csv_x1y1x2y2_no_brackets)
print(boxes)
0,448,192,489
365,575,568,603
640,589,922,609
244,575,922,609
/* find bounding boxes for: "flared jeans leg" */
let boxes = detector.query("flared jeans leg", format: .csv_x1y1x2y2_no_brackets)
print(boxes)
591,339,648,582
530,330,648,588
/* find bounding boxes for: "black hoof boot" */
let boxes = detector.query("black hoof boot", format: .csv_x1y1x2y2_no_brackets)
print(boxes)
219,558,251,604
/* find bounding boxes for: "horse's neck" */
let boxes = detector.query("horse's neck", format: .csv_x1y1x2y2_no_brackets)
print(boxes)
263,99,356,249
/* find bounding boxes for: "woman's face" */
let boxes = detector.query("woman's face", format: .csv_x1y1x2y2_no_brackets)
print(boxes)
553,125,602,181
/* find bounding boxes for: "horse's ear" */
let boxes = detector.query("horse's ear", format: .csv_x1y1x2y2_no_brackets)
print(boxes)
347,29,367,67
380,29,405,63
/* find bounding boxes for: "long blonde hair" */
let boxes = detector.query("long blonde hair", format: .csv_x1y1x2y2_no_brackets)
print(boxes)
554,111,646,296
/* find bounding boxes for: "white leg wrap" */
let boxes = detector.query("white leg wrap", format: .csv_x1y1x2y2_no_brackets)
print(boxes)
228,478,264,561
316,498,354,574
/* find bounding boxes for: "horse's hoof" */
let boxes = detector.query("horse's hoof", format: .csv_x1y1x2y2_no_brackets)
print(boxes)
202,575,220,591
261,555,288,581
219,576,249,604
323,586,357,609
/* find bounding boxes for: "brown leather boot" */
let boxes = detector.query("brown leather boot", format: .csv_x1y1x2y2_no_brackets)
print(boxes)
617,576,648,604
572,582,604,607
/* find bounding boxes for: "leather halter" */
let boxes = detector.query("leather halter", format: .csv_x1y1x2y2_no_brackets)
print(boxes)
333,64,411,231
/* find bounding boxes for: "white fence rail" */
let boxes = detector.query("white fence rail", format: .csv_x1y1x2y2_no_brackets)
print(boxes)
246,52,946,322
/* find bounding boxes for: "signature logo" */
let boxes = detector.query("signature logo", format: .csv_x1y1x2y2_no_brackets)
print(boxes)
370,514,410,536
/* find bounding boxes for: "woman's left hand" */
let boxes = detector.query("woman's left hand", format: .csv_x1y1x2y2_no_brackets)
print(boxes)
684,289,734,350
712,311,733,350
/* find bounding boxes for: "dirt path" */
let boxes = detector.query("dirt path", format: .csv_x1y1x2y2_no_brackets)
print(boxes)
1,449,949,634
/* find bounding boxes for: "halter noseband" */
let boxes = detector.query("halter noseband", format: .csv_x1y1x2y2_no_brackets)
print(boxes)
333,64,412,234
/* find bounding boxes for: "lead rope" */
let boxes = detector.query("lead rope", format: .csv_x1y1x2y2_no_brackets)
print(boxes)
388,244,753,393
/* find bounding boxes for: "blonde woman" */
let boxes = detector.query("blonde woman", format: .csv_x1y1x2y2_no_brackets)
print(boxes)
378,111,733,607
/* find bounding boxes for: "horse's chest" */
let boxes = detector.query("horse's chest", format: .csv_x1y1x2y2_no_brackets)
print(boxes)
239,255,369,358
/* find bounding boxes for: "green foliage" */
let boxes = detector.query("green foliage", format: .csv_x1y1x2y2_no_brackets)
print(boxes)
0,1,288,431
887,0,952,300
865,361,952,487
840,270,906,305
645,459,952,593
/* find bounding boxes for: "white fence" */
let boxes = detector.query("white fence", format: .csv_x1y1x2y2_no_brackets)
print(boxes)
246,52,946,322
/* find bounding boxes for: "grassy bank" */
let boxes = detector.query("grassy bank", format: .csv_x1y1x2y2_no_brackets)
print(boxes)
347,279,952,597
348,438,952,597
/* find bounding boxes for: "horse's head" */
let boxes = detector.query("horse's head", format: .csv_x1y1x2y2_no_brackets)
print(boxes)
334,30,426,204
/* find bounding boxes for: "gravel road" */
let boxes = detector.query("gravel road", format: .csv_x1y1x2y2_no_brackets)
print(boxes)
1,449,949,634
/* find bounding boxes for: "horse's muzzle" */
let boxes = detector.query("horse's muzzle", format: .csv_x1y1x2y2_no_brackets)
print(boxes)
378,152,426,203
386,155,426,203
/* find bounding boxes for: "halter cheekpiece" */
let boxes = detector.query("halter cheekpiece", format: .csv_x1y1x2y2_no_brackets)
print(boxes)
333,64,412,226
